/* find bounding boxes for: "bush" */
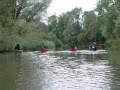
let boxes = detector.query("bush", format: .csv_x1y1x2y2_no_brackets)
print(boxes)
20,32,55,51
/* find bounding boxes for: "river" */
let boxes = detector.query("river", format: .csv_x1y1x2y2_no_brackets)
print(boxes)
0,50,120,90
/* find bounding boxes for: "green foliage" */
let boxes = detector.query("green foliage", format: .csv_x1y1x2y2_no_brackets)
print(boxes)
44,32,63,49
96,0,120,49
47,18,57,33
63,8,83,45
1,0,120,51
0,21,22,51
47,8,83,49
82,11,97,41
21,32,55,51
57,16,65,42
105,39,120,50
47,17,66,49
0,0,52,51
114,16,120,38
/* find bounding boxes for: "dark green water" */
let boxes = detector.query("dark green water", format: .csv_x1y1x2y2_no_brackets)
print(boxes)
0,50,120,90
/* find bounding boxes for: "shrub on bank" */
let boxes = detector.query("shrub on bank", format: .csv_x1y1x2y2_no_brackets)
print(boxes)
17,32,54,51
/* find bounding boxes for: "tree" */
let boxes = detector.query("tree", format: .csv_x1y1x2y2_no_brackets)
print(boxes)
82,11,97,42
96,0,120,49
63,7,82,45
0,0,53,51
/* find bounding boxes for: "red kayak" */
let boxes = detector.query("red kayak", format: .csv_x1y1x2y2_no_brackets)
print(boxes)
40,48,48,53
69,48,77,51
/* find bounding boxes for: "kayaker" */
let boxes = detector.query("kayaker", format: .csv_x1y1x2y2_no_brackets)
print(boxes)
69,43,77,51
41,43,48,50
15,44,20,50
14,44,21,59
40,43,48,53
90,42,97,51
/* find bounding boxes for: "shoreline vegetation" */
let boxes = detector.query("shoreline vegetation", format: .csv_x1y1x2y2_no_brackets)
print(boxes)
0,45,106,53
0,0,119,52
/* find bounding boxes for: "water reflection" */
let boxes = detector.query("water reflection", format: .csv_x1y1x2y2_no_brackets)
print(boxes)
46,51,111,90
15,52,21,60
0,50,120,90
107,51,120,90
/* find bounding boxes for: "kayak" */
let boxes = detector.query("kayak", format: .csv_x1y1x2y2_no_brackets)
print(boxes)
40,48,48,53
97,45,102,49
84,45,103,49
69,48,77,51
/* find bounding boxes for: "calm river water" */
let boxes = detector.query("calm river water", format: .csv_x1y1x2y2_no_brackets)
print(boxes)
0,50,120,90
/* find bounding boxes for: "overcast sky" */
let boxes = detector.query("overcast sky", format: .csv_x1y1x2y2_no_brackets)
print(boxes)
47,0,98,16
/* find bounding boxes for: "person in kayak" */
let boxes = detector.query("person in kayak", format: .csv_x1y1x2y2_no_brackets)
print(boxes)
14,44,22,59
41,43,48,50
69,43,77,51
90,42,97,51
40,43,48,53
15,44,20,50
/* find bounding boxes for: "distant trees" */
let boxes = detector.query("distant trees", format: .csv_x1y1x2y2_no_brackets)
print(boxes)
47,8,83,48
63,8,82,45
46,1,120,49
82,11,97,43
46,7,107,49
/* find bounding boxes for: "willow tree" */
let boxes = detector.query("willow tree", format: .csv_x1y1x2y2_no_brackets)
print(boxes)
0,0,52,24
0,0,52,51
96,0,120,49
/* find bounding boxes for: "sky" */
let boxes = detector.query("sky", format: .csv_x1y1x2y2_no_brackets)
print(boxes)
47,0,98,17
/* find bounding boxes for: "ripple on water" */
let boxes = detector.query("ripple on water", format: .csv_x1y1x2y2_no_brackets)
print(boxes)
20,50,113,90
38,53,111,90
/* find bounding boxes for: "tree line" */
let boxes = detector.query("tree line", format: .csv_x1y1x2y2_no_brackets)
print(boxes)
0,0,119,52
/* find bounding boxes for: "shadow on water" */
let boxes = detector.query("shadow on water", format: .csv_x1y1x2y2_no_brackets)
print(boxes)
0,53,21,90
0,50,120,90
